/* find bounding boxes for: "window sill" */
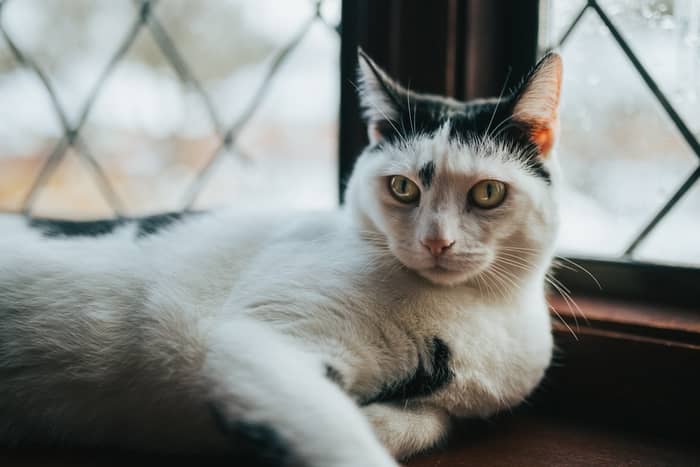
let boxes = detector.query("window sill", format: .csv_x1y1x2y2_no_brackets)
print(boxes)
406,412,699,467
548,294,700,349
538,294,700,443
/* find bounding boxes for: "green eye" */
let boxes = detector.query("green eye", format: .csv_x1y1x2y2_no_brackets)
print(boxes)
469,180,507,209
388,175,420,203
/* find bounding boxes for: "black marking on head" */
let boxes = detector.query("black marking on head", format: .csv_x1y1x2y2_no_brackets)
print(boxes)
418,161,436,189
523,155,552,184
365,92,552,184
357,51,554,185
29,218,126,238
136,212,194,238
324,364,345,389
363,336,453,405
209,404,296,466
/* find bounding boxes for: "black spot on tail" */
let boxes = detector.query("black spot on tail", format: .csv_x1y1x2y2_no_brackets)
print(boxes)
418,161,436,189
209,404,297,466
136,212,196,238
28,211,203,239
363,336,453,405
29,218,126,238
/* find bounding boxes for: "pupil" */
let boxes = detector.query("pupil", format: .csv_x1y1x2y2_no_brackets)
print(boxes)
400,179,407,193
486,183,493,198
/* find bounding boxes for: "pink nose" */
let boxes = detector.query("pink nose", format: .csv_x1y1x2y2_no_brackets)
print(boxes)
421,238,455,257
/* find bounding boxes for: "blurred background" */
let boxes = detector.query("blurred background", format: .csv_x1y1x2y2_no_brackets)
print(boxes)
540,0,699,266
0,0,341,216
0,0,697,267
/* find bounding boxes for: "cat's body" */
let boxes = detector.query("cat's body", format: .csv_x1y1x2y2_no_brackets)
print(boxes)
0,52,563,466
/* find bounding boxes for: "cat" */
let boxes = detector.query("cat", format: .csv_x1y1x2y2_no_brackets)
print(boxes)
0,49,562,467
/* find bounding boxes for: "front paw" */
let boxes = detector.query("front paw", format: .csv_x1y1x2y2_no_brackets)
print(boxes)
363,403,450,460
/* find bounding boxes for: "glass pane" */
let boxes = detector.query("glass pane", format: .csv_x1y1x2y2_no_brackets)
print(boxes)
29,148,115,219
541,2,699,264
195,19,339,211
597,0,700,137
636,181,700,265
538,0,587,49
0,0,340,217
0,65,62,212
1,0,137,122
80,29,220,216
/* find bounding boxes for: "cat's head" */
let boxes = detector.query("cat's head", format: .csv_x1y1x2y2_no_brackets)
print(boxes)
345,50,563,288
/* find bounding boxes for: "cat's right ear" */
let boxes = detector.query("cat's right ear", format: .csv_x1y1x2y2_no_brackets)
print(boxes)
356,48,405,144
510,52,563,158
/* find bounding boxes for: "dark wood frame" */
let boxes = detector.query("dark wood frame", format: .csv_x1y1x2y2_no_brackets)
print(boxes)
339,0,700,442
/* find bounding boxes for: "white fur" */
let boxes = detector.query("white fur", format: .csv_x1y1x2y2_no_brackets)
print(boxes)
0,57,562,466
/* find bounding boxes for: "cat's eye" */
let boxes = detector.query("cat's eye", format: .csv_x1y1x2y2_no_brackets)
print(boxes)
388,175,420,203
469,180,507,209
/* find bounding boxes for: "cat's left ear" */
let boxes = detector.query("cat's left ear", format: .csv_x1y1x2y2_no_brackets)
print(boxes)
511,52,563,158
356,48,406,144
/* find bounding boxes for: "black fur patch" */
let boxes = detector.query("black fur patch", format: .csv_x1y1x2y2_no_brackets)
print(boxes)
28,218,126,238
136,212,190,238
324,364,345,388
364,336,454,405
209,405,296,467
28,211,201,239
418,161,436,189
362,67,552,184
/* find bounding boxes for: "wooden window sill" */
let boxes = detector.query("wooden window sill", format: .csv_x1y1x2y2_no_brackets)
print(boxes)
548,294,700,349
407,412,699,467
541,294,700,443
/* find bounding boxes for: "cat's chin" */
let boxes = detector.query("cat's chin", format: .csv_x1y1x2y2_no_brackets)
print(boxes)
416,266,475,286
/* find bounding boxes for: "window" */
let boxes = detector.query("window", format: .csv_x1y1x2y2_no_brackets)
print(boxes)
0,0,340,218
540,0,700,267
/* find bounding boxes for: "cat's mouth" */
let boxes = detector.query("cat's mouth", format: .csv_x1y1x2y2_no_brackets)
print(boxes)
389,244,491,285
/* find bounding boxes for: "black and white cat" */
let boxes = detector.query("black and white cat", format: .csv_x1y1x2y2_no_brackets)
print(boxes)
0,50,563,466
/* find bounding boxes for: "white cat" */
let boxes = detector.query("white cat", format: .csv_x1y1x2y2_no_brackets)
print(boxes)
0,50,562,466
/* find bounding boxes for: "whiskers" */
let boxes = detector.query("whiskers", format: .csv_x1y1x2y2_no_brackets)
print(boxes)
480,68,512,148
473,249,530,303
553,256,602,290
546,256,602,340
473,247,601,342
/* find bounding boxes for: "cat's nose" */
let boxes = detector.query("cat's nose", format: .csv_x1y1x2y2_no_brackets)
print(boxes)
421,238,455,257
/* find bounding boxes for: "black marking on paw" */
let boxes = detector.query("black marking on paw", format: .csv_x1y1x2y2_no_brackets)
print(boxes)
29,218,127,238
364,336,454,405
209,404,296,466
418,161,436,189
324,364,345,389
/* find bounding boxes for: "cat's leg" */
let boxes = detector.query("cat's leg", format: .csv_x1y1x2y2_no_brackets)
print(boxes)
204,318,398,467
362,402,450,460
